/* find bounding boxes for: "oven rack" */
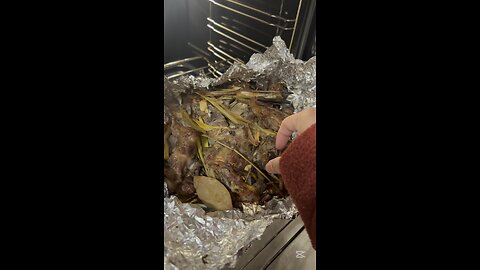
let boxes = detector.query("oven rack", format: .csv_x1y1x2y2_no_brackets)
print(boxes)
164,54,228,80
165,0,310,81
208,0,303,65
209,0,297,31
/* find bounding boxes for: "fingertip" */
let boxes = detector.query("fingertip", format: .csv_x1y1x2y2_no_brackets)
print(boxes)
275,140,281,150
265,161,272,173
275,136,287,150
266,157,281,174
276,114,297,149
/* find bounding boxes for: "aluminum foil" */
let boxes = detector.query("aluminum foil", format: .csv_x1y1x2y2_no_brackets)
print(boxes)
164,36,316,270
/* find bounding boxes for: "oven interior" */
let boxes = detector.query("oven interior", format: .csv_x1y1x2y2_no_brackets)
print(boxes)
164,0,316,79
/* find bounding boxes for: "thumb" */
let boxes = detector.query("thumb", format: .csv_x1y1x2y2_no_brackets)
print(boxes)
265,157,282,174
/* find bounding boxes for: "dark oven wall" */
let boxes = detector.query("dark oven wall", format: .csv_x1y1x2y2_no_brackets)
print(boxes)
302,10,316,60
164,0,209,64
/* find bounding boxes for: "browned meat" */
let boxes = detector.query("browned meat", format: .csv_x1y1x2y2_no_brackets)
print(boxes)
253,136,278,169
165,118,200,201
203,145,261,203
249,99,289,131
164,79,293,206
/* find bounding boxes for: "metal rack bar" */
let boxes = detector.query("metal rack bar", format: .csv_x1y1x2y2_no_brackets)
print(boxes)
208,64,224,77
209,69,220,78
276,0,286,36
207,17,268,50
164,54,224,79
164,56,205,69
208,24,261,54
166,66,210,80
220,15,274,39
218,39,252,59
224,0,296,22
209,0,294,31
207,46,229,62
289,0,303,50
208,41,244,64
208,50,237,69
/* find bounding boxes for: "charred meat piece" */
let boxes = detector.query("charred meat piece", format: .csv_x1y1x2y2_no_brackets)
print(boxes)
165,118,200,201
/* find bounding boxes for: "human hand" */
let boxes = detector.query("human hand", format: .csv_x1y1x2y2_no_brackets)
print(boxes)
265,108,316,174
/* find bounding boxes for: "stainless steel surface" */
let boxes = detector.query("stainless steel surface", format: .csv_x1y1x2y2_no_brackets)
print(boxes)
218,217,316,269
227,219,291,270
242,217,304,270
266,229,316,270
218,218,304,269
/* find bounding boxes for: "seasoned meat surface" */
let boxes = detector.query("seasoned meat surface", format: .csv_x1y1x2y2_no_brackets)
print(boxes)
164,80,292,205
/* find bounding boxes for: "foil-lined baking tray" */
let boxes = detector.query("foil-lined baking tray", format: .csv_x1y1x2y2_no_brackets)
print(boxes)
164,36,316,270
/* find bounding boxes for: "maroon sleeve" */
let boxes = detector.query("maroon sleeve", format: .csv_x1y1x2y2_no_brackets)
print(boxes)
279,123,316,250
